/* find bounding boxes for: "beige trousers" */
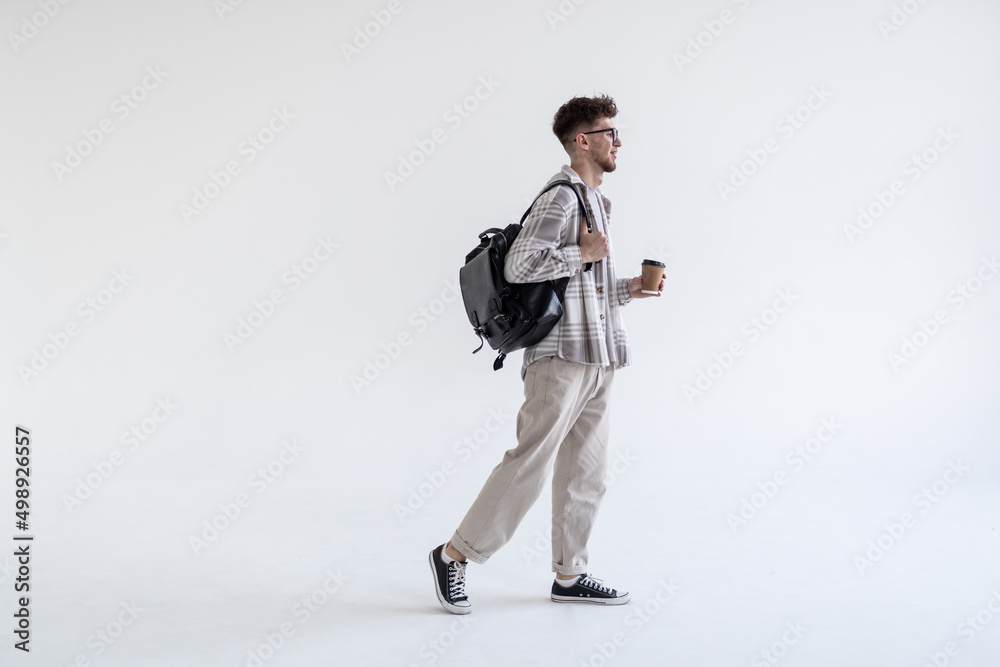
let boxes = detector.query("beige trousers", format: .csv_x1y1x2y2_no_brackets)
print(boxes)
450,356,614,576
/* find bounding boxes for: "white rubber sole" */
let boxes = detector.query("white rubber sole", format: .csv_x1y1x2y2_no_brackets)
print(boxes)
429,550,472,615
551,592,631,605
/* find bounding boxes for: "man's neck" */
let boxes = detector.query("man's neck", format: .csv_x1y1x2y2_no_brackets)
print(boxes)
569,159,603,190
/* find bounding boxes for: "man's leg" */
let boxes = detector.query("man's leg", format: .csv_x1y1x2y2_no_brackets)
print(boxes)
547,365,629,604
449,357,598,564
551,364,614,576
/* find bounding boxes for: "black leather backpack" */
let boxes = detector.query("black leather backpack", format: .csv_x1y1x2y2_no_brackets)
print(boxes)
459,179,594,370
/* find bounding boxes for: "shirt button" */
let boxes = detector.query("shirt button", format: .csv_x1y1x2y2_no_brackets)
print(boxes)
600,314,605,320
597,286,604,293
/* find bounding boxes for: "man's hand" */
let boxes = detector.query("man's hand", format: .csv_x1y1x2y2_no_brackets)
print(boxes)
627,275,664,299
579,222,610,264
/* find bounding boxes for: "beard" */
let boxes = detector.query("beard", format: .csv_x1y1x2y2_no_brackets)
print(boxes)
593,151,617,173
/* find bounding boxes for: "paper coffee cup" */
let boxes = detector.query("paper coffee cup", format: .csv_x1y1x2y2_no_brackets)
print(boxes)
640,259,665,294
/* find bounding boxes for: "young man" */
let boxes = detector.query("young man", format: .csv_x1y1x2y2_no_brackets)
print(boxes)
430,94,662,614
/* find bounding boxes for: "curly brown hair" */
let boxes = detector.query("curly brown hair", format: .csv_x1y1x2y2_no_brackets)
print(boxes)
552,94,618,147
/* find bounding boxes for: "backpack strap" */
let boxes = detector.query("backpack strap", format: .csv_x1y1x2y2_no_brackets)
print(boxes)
519,179,596,273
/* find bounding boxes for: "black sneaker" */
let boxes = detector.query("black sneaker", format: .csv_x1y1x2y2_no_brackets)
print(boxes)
551,573,630,605
429,544,471,614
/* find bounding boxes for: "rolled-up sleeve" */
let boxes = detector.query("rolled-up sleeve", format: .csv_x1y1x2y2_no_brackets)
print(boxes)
503,199,582,284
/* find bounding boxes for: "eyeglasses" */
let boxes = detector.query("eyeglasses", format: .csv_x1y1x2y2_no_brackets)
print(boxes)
581,127,619,143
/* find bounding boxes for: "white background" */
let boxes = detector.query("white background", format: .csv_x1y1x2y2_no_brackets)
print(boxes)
1,0,999,665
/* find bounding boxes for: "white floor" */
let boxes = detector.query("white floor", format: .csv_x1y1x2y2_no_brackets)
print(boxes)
16,372,1000,667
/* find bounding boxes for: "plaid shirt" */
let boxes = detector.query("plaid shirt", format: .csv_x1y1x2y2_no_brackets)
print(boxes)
504,165,633,376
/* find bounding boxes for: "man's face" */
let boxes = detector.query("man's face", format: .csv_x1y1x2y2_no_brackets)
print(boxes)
585,118,621,173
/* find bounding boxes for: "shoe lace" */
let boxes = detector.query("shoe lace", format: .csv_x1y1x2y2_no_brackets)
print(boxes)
448,561,467,598
579,575,612,595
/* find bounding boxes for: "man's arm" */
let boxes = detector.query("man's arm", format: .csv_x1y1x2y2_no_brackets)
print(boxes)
505,197,611,284
504,199,582,284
